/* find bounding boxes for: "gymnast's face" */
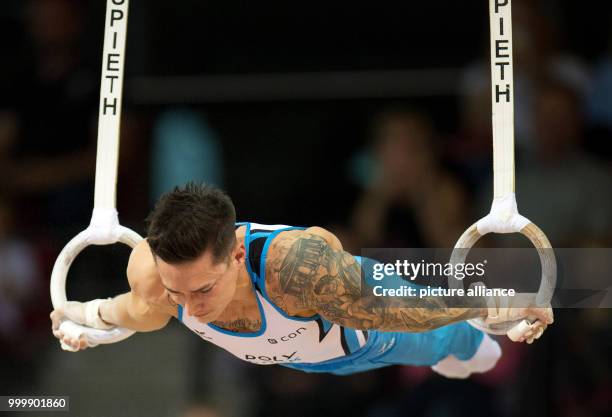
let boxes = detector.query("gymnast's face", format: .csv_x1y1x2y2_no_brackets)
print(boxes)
157,243,246,323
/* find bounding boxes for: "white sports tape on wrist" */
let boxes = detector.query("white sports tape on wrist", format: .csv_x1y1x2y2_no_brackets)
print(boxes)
85,298,114,329
507,320,533,342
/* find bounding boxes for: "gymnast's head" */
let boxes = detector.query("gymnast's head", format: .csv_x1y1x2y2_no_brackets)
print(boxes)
146,182,245,322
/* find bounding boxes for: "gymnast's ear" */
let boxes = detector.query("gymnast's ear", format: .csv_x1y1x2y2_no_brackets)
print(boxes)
232,242,246,265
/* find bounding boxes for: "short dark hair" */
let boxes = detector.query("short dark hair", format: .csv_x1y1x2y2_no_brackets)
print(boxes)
146,183,237,264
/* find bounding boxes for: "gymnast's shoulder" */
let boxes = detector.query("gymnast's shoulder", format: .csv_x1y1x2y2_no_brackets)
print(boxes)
126,239,171,310
269,226,344,254
264,226,345,275
304,226,343,250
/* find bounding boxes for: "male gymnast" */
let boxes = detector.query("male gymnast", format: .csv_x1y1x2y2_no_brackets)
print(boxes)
50,183,553,378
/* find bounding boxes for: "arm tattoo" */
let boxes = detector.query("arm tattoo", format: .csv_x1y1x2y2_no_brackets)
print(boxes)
274,234,486,332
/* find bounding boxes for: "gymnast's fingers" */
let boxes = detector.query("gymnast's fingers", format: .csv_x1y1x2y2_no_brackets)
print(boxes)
526,323,547,344
63,336,87,351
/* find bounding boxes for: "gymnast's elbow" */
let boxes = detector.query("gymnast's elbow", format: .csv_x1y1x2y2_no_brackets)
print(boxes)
125,294,173,332
131,312,172,333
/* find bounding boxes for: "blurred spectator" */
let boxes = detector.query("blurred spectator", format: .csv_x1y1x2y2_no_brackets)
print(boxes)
0,196,39,340
458,0,590,156
587,56,612,129
349,110,468,249
585,24,612,162
115,111,152,228
151,109,224,205
0,0,97,240
0,194,44,394
510,79,612,246
446,71,492,194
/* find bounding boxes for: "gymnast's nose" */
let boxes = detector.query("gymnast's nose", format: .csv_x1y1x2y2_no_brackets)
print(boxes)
185,294,206,317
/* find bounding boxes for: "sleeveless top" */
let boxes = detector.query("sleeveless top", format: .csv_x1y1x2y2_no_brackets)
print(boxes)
177,222,369,365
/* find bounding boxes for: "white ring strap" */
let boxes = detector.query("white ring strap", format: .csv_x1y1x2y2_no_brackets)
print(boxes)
490,0,515,199
94,0,129,210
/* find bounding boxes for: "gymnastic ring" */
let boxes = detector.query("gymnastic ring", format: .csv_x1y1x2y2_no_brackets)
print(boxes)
50,221,142,348
448,197,556,336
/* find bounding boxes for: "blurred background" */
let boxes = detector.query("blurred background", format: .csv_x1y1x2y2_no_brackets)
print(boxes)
1,0,611,416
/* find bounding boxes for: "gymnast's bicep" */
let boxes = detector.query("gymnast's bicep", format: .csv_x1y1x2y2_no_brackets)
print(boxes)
102,240,177,330
268,232,377,328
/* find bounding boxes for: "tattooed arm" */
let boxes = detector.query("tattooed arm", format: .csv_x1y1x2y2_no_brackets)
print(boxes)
268,230,487,332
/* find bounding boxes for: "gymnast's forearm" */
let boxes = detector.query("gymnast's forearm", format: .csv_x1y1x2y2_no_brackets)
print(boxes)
98,292,171,332
332,294,488,333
